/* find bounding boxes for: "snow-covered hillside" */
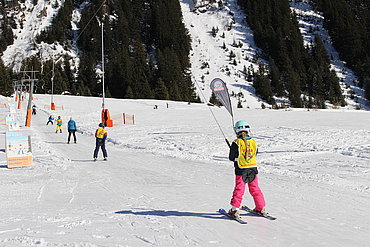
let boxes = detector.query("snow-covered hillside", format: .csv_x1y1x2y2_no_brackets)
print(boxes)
180,0,369,110
1,0,368,110
180,0,265,109
290,0,368,110
2,0,79,72
0,94,369,246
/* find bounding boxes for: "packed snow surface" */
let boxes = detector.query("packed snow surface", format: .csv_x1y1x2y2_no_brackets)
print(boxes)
0,94,369,246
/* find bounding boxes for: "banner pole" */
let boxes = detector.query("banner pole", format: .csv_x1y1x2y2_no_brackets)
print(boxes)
193,77,231,147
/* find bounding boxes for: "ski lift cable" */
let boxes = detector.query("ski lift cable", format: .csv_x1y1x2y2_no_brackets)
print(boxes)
193,76,229,143
75,0,106,42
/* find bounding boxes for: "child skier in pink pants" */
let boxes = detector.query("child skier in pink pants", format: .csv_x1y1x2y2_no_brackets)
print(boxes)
228,120,267,218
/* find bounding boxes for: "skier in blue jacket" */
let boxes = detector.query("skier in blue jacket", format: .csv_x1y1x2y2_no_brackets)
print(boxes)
67,117,77,144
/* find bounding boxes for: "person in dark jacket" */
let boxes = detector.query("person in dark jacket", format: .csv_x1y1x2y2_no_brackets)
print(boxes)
67,117,77,144
93,123,108,161
46,115,54,125
32,105,37,115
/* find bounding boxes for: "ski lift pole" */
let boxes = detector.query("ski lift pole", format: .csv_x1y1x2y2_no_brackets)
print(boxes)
25,80,35,127
51,53,56,110
101,22,105,111
100,19,113,127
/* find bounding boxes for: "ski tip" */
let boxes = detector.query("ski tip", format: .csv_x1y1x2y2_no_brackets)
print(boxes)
241,205,277,220
218,208,248,224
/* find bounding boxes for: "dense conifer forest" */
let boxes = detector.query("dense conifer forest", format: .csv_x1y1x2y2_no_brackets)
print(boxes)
1,0,198,102
0,0,369,106
238,0,346,108
0,0,14,96
311,0,370,102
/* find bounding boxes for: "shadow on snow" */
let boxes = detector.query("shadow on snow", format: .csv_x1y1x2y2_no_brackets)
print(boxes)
115,209,222,220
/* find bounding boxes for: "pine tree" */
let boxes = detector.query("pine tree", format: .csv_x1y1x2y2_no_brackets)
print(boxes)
209,92,221,106
155,78,170,100
325,70,345,106
0,8,14,53
157,47,191,101
36,0,73,44
238,0,311,107
106,46,133,98
169,84,181,101
125,86,134,99
253,63,275,105
63,57,75,92
131,41,153,99
76,54,96,96
237,100,243,108
283,65,302,108
211,26,218,37
311,34,330,69
268,58,284,96
311,34,344,105
53,63,69,94
364,78,370,102
312,0,370,104
0,59,12,96
153,0,191,70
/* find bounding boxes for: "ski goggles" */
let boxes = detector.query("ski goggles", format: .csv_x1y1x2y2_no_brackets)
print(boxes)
235,125,250,132
236,125,250,130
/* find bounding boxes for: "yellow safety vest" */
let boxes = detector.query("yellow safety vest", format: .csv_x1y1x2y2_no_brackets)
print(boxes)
234,138,258,168
96,127,107,138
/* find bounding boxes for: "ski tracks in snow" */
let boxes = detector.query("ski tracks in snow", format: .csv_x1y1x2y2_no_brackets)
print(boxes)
257,124,370,193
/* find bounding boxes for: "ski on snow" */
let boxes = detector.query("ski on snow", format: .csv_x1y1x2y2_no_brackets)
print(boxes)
241,205,277,220
218,208,247,224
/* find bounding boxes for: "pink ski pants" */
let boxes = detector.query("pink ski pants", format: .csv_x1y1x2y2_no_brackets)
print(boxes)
230,174,266,211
